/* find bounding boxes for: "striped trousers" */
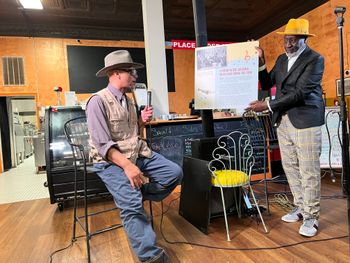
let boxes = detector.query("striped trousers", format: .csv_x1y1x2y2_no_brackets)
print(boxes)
277,114,322,220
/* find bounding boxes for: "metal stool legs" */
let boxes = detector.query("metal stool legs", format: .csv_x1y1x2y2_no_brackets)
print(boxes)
149,200,154,229
83,165,91,262
71,154,92,262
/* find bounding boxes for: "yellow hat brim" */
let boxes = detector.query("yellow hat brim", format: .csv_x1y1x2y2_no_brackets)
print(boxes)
276,31,315,37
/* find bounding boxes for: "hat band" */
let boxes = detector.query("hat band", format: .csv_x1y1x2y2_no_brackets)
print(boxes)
284,28,309,35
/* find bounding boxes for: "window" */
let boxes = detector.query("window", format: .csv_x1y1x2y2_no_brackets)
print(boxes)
2,57,25,86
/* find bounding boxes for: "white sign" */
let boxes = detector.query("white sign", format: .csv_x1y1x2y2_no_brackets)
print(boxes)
194,41,259,114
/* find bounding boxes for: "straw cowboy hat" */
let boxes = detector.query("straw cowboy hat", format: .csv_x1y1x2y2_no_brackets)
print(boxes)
96,50,144,77
277,18,315,37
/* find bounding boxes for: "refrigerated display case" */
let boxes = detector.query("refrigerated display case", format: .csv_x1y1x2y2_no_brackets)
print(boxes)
44,106,109,210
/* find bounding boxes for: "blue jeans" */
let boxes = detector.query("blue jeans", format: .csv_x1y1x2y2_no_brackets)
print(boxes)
94,152,183,262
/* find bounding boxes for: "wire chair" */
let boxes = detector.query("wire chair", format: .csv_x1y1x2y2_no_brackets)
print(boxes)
208,131,268,241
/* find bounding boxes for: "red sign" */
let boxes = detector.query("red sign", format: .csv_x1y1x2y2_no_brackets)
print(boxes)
171,40,231,50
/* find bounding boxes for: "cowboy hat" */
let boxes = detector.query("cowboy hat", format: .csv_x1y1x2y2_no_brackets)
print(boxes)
96,50,144,77
277,18,315,37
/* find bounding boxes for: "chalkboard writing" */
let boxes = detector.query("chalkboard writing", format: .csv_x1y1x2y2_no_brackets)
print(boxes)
146,118,268,174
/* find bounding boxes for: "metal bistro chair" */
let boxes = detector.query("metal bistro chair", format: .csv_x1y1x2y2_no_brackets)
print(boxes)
208,131,268,241
64,116,124,262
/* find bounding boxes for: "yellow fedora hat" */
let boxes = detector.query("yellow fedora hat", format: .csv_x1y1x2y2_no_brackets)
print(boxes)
277,18,315,37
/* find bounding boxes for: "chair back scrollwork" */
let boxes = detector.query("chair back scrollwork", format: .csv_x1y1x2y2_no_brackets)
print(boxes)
208,131,255,188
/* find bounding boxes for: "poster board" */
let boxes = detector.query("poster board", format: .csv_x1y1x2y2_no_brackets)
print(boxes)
194,41,259,114
320,107,342,168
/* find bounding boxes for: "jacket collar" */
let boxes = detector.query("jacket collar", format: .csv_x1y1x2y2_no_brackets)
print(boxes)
281,46,311,81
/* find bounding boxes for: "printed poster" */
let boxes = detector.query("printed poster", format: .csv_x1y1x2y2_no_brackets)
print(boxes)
194,41,259,114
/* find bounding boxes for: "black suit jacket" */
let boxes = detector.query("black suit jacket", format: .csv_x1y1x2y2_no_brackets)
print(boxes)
259,46,325,129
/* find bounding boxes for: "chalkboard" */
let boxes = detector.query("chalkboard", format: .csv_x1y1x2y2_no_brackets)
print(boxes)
67,46,175,93
146,118,268,175
320,107,342,168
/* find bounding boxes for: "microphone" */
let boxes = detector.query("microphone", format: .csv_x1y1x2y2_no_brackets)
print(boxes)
147,90,152,107
135,83,146,89
334,6,346,15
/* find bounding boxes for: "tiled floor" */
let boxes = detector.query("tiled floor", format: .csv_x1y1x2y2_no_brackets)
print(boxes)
0,156,49,204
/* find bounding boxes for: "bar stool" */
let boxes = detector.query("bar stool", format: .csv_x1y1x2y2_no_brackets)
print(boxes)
64,116,154,262
63,116,124,262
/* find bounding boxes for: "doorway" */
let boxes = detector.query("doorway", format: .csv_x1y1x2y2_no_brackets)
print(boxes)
0,96,39,169
0,97,11,171
0,95,48,204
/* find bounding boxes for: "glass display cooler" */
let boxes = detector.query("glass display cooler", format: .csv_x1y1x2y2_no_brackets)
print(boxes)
44,106,109,210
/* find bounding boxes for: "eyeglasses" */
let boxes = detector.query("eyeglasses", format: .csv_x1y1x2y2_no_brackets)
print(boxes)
119,69,138,78
284,36,301,45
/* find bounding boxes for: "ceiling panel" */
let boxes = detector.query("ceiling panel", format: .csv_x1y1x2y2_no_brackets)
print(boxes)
0,0,328,41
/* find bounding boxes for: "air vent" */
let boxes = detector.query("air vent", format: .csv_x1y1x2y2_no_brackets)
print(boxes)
336,78,350,96
2,57,25,86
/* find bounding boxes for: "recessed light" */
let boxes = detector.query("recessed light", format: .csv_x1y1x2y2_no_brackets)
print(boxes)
19,0,43,10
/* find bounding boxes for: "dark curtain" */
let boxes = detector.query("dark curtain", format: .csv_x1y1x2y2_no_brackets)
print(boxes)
0,97,12,170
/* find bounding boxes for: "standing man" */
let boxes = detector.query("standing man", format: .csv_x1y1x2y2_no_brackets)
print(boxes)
246,19,325,237
86,50,183,262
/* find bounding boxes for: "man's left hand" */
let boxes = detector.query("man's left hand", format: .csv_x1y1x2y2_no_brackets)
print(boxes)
245,100,268,112
141,106,153,122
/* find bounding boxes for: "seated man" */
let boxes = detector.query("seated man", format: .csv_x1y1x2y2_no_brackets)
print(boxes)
86,50,183,262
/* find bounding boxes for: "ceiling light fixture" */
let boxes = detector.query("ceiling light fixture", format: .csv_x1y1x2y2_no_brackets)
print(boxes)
19,0,43,10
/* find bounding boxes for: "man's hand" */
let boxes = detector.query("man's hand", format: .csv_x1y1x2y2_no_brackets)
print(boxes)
245,100,268,112
255,46,266,67
107,148,149,189
123,162,148,188
141,106,153,122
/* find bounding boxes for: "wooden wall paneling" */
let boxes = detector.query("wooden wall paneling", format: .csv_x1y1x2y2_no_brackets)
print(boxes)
0,36,195,114
169,49,195,115
0,37,37,95
1,0,350,118
33,38,68,107
259,0,350,103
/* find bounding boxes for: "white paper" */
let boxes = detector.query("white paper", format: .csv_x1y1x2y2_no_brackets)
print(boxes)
64,91,77,106
194,41,259,114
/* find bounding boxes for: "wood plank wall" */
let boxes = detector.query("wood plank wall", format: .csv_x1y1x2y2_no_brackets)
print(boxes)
260,0,350,102
0,37,194,115
1,0,350,174
1,1,348,113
